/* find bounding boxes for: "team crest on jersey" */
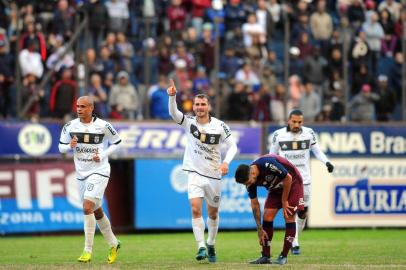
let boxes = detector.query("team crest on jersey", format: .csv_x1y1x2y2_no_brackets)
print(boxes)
94,136,99,143
210,136,215,144
213,196,220,203
265,175,276,182
301,142,307,149
87,183,94,191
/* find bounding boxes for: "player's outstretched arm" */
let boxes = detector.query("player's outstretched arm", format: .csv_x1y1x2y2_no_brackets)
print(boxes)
167,78,183,124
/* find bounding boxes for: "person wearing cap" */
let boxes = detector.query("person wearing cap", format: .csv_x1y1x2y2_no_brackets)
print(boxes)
108,71,140,120
348,84,380,121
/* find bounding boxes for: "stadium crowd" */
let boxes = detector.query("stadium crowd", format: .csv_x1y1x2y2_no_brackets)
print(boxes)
0,0,403,122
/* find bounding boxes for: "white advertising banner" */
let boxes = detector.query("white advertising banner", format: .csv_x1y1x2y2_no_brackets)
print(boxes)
308,158,406,227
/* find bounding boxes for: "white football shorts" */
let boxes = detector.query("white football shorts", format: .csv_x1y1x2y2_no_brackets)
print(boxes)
78,174,109,203
188,172,222,208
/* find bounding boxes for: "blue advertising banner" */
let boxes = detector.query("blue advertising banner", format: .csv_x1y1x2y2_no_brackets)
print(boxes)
134,159,285,229
267,125,406,157
0,122,261,157
116,122,261,156
0,122,61,157
0,162,108,234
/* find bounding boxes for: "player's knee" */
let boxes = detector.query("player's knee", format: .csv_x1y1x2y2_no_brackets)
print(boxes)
191,206,202,217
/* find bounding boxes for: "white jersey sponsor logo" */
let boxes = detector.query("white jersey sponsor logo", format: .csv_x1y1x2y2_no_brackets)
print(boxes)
59,118,121,180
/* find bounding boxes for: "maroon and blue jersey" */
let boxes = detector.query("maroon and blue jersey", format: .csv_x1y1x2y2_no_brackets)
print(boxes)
247,154,304,199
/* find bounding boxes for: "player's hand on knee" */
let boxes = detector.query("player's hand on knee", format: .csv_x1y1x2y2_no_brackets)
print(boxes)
167,79,177,96
70,135,78,149
282,201,295,218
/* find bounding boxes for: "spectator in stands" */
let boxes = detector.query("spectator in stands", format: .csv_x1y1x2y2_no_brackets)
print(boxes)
85,48,104,76
310,0,333,53
170,41,196,75
252,84,271,122
379,9,395,35
21,73,44,121
330,90,346,122
288,74,304,108
351,63,375,97
192,66,210,95
227,82,253,120
204,0,226,39
349,84,380,122
271,84,293,124
263,50,283,81
158,46,174,75
108,70,140,120
299,82,322,122
88,73,109,118
256,0,274,43
291,14,312,44
378,0,401,22
105,0,130,33
19,19,47,61
190,0,211,37
350,30,370,77
224,0,250,40
235,62,260,89
19,40,44,79
200,23,215,74
116,32,134,73
220,47,242,81
388,51,402,99
49,67,77,119
0,38,14,118
347,0,365,29
296,32,314,60
167,0,187,39
100,46,115,79
170,58,190,94
148,74,171,119
362,11,384,76
259,66,277,94
84,0,109,49
375,75,396,121
52,0,75,39
303,46,328,97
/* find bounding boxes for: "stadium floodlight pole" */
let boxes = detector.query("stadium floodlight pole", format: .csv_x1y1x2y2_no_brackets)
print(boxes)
343,28,350,122
282,4,290,122
214,10,221,118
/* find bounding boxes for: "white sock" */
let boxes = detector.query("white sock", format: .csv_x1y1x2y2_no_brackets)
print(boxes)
192,217,205,248
293,216,307,248
97,215,118,248
206,216,219,246
84,214,96,252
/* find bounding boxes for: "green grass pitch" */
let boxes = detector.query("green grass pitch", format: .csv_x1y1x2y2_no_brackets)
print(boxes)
0,229,405,270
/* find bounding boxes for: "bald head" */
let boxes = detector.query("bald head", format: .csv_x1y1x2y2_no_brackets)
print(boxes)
77,96,94,122
78,96,94,108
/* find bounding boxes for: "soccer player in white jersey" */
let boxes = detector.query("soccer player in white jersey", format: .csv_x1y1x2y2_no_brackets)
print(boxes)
269,109,334,255
58,96,122,264
167,79,237,263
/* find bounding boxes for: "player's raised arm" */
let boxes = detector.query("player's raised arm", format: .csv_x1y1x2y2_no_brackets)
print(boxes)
167,78,184,124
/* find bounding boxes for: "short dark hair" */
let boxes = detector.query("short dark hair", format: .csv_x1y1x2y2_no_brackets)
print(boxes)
289,109,303,118
193,94,210,104
235,164,250,184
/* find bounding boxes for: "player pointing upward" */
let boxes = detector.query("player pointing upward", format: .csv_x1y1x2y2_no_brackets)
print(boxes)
58,96,122,264
167,79,238,262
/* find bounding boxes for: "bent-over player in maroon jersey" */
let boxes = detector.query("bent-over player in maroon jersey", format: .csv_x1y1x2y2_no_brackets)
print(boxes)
235,154,304,265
